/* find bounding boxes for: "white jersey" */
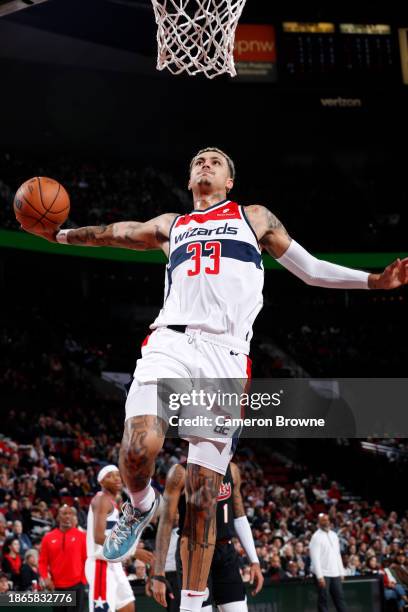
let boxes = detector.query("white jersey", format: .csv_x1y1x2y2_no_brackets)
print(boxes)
85,493,134,611
151,200,264,345
86,492,119,560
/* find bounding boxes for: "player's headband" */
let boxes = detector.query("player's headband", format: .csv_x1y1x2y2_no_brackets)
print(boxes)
97,465,119,483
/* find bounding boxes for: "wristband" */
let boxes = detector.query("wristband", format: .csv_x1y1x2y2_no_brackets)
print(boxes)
56,229,71,244
151,575,173,593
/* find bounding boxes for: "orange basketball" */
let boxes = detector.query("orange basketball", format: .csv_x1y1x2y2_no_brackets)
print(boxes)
13,177,70,233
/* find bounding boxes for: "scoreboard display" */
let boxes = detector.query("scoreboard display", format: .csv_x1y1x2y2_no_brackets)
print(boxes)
339,24,394,83
281,22,337,82
279,21,397,86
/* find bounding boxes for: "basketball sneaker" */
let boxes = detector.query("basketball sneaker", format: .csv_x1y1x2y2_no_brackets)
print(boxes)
103,493,159,562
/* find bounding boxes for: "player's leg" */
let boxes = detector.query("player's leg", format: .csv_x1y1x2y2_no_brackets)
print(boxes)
103,383,165,561
218,601,248,612
117,604,134,612
120,413,165,511
180,463,222,610
86,558,112,611
179,338,250,611
84,558,95,612
104,329,190,561
212,542,247,612
112,559,136,612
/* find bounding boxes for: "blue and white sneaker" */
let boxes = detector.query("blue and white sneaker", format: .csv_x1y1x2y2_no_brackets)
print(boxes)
103,493,160,562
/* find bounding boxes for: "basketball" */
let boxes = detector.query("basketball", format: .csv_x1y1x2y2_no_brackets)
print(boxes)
13,177,70,233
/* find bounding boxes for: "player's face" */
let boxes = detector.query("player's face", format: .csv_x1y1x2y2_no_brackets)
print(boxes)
188,152,233,195
103,471,122,494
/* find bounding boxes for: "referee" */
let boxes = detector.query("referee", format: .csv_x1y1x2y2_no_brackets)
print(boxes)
309,513,348,612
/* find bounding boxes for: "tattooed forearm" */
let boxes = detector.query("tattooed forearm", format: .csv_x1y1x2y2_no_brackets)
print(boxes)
66,225,113,246
154,500,175,574
154,466,184,575
66,222,151,249
231,463,245,517
64,213,176,251
180,464,222,590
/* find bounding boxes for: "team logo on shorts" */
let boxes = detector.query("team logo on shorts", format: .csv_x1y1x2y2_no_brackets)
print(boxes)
217,482,232,501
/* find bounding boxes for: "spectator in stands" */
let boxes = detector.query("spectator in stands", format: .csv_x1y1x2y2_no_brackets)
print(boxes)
380,558,408,611
132,559,147,588
2,537,22,586
0,515,10,553
285,560,300,579
20,498,33,537
392,552,408,588
0,572,10,593
363,555,380,575
39,506,86,611
267,555,286,582
345,555,361,576
19,549,39,591
12,521,31,558
294,541,309,575
5,500,21,523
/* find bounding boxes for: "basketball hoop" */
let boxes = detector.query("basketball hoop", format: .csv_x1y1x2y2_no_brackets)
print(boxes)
150,0,247,79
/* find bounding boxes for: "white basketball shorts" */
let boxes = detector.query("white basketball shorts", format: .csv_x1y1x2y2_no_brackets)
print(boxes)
125,327,252,475
85,558,134,611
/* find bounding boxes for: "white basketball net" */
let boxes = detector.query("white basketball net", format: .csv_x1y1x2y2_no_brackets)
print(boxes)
151,0,247,79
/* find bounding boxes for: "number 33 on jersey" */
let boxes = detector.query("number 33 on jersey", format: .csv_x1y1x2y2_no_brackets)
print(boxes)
152,200,264,344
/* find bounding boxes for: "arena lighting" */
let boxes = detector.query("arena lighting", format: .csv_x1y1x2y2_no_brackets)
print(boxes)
0,0,49,18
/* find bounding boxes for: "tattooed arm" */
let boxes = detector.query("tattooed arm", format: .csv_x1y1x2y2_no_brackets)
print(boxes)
245,205,408,290
230,462,264,595
152,463,185,607
244,204,290,259
25,213,178,254
230,461,245,518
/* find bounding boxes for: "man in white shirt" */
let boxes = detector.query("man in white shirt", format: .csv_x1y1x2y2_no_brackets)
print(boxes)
309,514,348,612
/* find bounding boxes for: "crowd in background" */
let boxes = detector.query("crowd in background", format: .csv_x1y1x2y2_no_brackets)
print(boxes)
1,411,408,597
0,149,406,251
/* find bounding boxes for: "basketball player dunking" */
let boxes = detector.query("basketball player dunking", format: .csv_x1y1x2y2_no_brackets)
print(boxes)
29,148,408,612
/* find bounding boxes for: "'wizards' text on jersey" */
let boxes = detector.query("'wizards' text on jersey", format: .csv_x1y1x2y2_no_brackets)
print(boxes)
152,201,264,345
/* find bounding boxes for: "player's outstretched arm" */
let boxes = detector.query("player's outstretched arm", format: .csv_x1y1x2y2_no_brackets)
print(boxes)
245,205,408,290
152,464,185,607
26,213,178,252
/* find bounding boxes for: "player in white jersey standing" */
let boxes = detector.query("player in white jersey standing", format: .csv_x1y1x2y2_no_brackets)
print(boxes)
86,465,152,612
31,147,408,612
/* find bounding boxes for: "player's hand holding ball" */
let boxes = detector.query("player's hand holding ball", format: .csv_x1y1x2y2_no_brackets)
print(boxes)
13,177,70,241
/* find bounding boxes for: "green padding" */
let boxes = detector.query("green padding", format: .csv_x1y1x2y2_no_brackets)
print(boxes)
0,230,406,269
